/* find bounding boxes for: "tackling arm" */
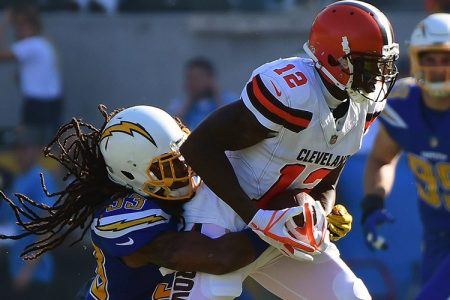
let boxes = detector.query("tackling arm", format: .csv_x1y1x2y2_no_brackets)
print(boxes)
180,100,272,223
122,229,263,275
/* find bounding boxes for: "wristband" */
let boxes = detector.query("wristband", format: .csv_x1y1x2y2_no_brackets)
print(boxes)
361,193,384,223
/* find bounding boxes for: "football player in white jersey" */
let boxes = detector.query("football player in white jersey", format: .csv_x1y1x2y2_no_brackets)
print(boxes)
179,0,399,299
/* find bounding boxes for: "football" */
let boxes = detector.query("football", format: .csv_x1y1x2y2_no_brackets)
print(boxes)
264,190,316,226
264,189,306,210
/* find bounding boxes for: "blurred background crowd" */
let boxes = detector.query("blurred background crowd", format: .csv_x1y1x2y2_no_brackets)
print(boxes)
0,0,445,299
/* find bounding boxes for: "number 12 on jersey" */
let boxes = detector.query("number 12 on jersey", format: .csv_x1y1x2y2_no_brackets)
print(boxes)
257,164,332,208
274,64,307,88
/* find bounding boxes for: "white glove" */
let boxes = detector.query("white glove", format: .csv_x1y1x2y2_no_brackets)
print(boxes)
285,200,330,252
248,207,318,261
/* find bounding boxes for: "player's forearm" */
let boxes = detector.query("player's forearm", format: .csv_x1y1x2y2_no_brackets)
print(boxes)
181,140,258,223
364,156,398,198
131,231,257,275
168,231,259,275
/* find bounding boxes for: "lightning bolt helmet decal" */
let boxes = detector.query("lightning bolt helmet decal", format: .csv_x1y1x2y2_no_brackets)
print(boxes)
100,121,157,147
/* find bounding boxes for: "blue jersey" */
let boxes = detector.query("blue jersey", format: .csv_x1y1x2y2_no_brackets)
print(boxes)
85,193,178,300
379,78,450,233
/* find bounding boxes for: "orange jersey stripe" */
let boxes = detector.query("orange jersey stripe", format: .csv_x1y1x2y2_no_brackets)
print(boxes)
251,77,311,128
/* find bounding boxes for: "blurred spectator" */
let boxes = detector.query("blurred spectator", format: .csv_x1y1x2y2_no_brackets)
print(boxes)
425,0,450,12
1,127,56,300
168,57,237,129
0,5,63,143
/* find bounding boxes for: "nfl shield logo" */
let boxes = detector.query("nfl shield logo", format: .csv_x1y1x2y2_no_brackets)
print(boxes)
329,135,338,144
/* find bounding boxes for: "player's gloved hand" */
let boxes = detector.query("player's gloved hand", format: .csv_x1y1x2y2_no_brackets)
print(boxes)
327,204,353,241
285,199,330,253
248,207,317,261
361,194,395,250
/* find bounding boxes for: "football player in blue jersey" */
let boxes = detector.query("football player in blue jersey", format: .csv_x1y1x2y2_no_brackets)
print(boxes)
362,14,450,300
0,105,271,300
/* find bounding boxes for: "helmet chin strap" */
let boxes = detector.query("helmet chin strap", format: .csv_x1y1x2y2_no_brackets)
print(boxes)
303,38,367,103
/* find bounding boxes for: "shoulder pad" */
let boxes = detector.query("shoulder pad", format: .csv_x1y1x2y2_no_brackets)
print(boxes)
242,57,314,133
388,77,416,100
259,59,312,100
92,193,171,239
100,193,152,217
380,104,408,129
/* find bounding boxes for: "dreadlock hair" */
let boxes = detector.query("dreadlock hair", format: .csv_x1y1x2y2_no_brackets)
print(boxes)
0,105,187,259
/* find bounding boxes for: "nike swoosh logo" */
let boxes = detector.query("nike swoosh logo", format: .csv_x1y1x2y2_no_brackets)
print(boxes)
270,81,282,97
116,237,134,246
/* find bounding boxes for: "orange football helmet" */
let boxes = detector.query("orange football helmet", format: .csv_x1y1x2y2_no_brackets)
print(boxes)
303,0,399,102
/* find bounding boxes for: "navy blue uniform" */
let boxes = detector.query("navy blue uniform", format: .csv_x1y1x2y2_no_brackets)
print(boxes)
379,78,450,300
85,193,177,300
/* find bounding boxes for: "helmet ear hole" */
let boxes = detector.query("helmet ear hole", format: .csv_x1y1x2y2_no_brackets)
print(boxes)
121,171,135,180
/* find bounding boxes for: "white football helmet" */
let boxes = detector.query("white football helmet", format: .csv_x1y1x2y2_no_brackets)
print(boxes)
99,105,200,201
410,13,450,97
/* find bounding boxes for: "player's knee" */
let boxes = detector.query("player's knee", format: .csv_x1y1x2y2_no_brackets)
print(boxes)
333,273,371,300
351,278,372,300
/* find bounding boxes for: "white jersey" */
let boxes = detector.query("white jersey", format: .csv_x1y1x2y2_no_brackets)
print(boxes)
183,57,385,231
